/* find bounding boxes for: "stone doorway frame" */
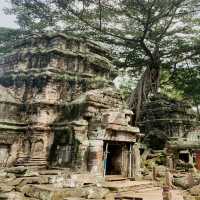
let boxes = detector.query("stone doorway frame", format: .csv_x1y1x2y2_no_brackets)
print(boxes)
103,141,134,177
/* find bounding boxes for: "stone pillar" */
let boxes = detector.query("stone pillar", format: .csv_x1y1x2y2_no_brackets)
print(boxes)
165,170,173,189
133,143,141,179
88,140,103,175
29,128,50,166
72,119,89,172
166,155,174,170
16,137,31,165
189,151,194,166
78,140,89,172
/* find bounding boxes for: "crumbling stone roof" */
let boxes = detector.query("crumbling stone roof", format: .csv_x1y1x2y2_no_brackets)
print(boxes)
0,33,118,81
14,32,111,56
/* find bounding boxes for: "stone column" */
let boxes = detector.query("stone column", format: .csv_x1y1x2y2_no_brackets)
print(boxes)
88,140,103,175
73,119,89,172
189,151,194,166
133,143,141,180
166,155,174,170
78,140,89,172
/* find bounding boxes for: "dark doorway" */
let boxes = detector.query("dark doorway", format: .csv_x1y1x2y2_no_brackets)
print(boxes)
179,153,189,163
105,144,123,175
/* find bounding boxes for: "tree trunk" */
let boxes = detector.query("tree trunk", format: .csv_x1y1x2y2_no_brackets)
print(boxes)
196,103,200,120
128,66,160,125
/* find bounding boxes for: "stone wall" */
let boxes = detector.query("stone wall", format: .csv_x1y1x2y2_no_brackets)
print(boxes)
0,33,140,177
139,94,199,150
0,33,116,167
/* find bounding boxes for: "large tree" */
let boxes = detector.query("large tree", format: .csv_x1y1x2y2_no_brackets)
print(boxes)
6,0,200,124
163,67,200,118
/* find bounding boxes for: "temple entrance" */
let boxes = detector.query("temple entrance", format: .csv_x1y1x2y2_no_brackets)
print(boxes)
104,142,132,176
105,144,123,175
179,151,189,163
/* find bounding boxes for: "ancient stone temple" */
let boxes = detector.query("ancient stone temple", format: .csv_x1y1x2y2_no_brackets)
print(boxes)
0,33,141,177
139,94,198,149
139,94,200,170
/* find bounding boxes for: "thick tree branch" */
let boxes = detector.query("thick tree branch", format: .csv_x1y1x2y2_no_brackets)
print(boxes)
66,6,140,44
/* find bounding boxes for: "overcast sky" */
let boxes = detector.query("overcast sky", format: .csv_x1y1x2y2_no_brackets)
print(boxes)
0,0,18,28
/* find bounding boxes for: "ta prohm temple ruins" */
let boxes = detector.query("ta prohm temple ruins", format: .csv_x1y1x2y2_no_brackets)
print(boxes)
0,33,200,200
0,33,141,176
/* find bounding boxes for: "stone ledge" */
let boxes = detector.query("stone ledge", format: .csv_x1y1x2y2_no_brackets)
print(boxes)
106,124,140,133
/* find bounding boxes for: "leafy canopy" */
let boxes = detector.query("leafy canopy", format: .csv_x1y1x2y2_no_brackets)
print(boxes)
4,0,200,111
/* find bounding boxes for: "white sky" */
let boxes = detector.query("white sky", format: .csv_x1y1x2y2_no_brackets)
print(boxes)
0,0,18,28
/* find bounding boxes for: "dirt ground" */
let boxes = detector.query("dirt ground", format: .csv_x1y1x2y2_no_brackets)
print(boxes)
124,189,184,200
104,179,184,200
105,189,184,200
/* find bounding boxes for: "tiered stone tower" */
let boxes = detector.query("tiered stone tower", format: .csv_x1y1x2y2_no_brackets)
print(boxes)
0,33,141,177
139,94,200,170
139,94,199,150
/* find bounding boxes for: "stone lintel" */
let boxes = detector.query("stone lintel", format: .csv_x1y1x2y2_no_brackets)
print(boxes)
103,132,137,143
106,124,139,133
0,135,20,144
167,141,200,150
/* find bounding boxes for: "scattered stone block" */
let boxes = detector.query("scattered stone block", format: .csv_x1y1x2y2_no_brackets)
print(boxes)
24,184,88,200
0,183,14,193
23,170,39,177
5,167,27,175
86,186,110,199
39,170,61,175
190,184,200,196
70,174,103,186
0,191,24,200
174,174,194,189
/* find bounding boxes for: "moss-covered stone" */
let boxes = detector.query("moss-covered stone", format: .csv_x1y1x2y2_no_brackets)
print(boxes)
139,93,200,150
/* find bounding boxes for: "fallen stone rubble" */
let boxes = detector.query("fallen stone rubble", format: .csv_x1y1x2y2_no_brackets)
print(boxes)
0,166,197,200
3,166,200,200
0,166,163,200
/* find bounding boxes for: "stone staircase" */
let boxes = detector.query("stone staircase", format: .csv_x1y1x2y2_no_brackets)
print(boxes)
15,156,47,167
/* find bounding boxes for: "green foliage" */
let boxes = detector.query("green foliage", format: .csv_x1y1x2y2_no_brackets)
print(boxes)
172,68,200,105
116,70,139,100
3,0,200,113
7,0,200,69
155,154,166,165
6,0,55,31
160,67,200,105
118,79,133,100
0,27,24,55
160,69,185,100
